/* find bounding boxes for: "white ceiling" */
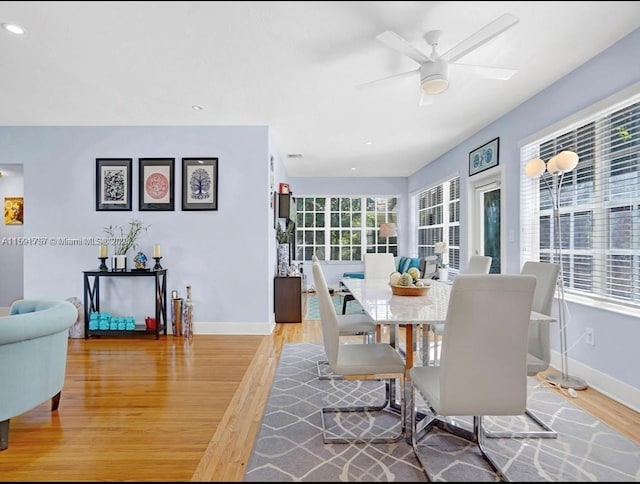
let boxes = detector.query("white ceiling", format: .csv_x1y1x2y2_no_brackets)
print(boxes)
1,1,639,177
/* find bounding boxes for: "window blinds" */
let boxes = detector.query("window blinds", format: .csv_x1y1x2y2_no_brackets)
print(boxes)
520,97,640,309
416,176,461,271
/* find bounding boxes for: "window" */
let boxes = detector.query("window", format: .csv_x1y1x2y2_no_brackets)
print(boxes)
294,196,398,261
521,96,640,310
415,177,460,271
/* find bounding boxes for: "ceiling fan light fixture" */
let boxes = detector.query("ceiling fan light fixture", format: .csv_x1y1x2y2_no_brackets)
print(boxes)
420,60,449,95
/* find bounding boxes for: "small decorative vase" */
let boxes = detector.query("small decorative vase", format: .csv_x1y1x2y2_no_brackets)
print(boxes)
133,251,147,270
113,254,127,272
438,268,449,282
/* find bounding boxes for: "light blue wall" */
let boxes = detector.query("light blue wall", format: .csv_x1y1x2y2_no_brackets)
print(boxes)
288,177,408,289
407,28,640,392
0,126,274,327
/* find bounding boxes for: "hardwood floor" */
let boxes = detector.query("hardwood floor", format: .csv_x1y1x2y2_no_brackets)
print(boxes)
2,295,638,481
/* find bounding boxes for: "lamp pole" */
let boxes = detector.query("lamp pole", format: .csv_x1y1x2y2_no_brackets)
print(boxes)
525,151,588,391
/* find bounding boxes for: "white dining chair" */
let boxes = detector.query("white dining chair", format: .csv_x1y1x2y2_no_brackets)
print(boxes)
484,260,560,439
410,274,536,481
466,255,492,274
364,252,397,279
312,259,406,443
311,256,377,380
341,252,395,315
424,255,493,365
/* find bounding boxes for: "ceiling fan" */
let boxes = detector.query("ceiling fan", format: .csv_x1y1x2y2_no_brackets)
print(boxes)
358,13,519,105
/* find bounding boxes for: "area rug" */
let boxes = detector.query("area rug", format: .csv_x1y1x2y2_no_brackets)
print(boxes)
306,294,365,320
244,343,640,482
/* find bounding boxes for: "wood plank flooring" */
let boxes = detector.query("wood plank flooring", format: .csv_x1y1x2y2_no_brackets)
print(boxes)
1,294,638,481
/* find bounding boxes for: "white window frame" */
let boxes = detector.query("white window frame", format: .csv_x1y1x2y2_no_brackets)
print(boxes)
294,195,399,261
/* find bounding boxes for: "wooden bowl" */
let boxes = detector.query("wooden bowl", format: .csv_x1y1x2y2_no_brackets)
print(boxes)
389,284,430,296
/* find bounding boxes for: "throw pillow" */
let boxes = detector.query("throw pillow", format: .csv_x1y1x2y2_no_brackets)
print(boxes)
398,256,421,274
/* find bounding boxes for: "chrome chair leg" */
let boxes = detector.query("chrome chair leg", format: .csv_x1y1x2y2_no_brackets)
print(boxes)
482,407,557,439
411,385,512,481
321,376,405,444
316,359,343,380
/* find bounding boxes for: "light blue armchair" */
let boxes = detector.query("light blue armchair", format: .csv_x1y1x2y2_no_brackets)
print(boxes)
0,299,77,450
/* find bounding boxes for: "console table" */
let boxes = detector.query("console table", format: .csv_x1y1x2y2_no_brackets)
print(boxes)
83,269,168,339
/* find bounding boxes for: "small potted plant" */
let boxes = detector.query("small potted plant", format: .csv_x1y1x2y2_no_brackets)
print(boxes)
104,219,150,271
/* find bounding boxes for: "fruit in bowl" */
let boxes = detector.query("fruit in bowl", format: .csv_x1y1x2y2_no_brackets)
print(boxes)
389,272,402,286
398,273,414,286
407,267,420,281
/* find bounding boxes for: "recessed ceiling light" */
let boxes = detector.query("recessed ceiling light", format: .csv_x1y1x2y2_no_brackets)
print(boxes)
2,23,25,35
351,167,356,171
287,154,303,158
365,141,373,145
191,105,204,111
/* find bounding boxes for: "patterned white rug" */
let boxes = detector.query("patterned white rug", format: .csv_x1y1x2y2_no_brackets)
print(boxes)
245,343,640,482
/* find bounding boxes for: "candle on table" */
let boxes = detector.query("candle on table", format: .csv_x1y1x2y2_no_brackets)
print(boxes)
153,245,161,258
99,245,108,258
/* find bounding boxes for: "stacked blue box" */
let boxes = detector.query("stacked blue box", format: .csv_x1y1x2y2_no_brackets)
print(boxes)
89,311,99,330
98,312,111,330
88,312,137,331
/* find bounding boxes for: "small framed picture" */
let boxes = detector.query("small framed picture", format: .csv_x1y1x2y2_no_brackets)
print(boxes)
279,182,290,194
182,157,218,211
4,197,24,225
139,158,175,211
96,158,132,211
469,137,500,177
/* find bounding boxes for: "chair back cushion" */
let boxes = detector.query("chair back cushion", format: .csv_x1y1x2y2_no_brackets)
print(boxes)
397,256,421,274
364,253,397,279
521,261,559,315
311,260,340,367
439,274,535,416
465,255,492,274
420,256,438,279
521,261,560,374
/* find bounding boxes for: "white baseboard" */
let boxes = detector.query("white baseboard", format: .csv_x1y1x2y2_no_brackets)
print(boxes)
192,320,275,335
550,350,639,413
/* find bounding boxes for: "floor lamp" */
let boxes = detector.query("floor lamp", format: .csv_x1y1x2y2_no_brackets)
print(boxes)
525,150,588,390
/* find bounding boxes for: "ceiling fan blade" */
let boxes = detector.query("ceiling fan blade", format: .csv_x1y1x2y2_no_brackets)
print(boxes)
452,63,517,80
376,30,430,65
355,69,418,90
441,13,519,63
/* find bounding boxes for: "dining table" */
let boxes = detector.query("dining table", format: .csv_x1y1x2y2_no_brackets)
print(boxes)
341,277,449,369
341,277,556,370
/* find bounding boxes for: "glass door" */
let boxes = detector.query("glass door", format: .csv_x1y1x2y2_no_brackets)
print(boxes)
471,177,502,274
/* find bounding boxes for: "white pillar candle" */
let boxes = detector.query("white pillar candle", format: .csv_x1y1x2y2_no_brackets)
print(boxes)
153,245,161,258
99,245,108,258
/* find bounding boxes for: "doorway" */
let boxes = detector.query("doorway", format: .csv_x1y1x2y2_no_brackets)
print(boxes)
0,164,25,305
469,169,503,274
